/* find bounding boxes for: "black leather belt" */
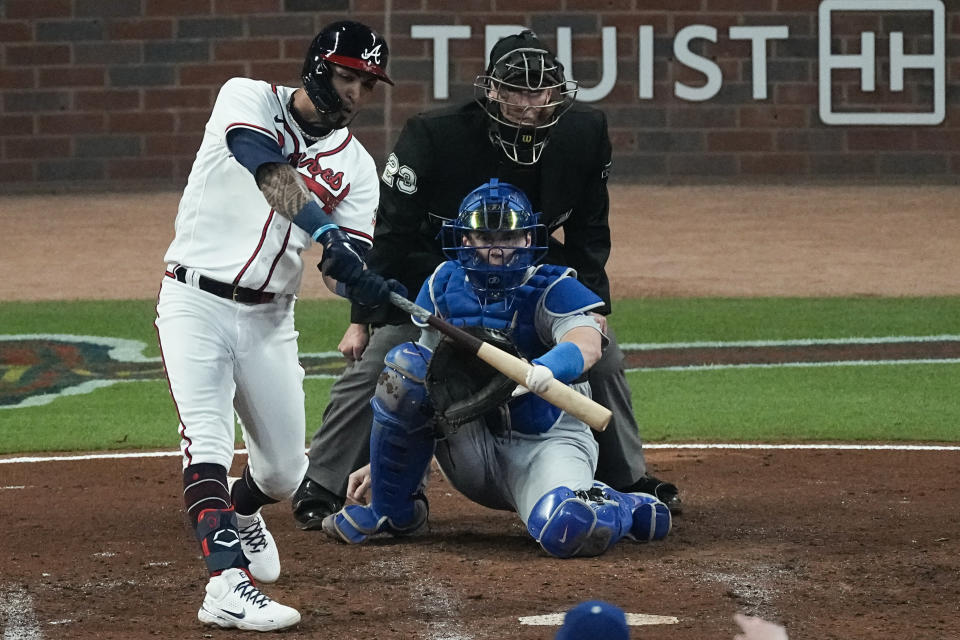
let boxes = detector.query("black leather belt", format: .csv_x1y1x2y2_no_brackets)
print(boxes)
169,265,275,304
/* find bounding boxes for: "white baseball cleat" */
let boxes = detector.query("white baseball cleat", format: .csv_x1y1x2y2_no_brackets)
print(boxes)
228,476,281,584
236,509,281,584
198,567,300,631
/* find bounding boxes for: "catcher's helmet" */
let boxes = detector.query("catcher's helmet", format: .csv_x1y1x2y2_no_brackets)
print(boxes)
442,179,547,299
474,30,577,165
302,21,393,115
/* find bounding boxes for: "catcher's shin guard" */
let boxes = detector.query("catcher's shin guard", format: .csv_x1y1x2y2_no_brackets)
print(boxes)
368,343,435,530
616,488,672,541
322,497,429,544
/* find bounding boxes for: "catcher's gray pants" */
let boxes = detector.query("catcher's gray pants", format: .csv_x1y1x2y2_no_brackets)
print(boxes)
433,404,599,524
305,322,647,497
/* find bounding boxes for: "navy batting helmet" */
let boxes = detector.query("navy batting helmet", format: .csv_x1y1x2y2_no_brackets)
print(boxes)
475,30,577,165
442,179,547,299
302,21,393,115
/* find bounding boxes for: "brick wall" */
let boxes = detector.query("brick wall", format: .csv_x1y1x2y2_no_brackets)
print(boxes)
1,0,957,189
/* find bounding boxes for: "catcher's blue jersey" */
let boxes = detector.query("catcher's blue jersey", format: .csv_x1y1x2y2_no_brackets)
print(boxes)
415,261,603,434
415,262,602,359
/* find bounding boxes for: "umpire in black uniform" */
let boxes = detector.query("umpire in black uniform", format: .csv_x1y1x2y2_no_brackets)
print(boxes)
293,30,681,528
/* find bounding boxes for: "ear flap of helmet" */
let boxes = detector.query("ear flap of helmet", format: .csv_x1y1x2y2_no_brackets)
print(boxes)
301,57,342,115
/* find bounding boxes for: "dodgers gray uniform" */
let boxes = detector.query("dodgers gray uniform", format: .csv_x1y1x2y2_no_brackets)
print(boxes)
417,263,603,525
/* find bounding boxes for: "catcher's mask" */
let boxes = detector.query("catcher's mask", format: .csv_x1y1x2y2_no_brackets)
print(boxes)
302,21,393,116
442,179,547,300
474,30,577,165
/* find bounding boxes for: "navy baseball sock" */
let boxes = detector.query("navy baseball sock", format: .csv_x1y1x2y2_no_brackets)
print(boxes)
231,464,279,516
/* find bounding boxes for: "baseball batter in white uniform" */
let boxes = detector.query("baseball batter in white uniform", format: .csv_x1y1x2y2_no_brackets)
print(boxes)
154,21,402,632
321,180,672,558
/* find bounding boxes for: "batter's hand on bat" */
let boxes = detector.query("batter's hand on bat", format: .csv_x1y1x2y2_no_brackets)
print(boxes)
347,274,406,308
317,229,365,284
338,323,369,361
345,463,372,505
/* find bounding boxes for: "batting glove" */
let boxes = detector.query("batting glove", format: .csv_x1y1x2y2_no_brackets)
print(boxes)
317,227,365,284
346,274,406,308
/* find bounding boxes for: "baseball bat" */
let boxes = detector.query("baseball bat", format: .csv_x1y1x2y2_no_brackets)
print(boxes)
389,292,611,432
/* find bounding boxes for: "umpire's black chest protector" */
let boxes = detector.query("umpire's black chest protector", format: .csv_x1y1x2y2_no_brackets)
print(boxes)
412,102,601,231
359,100,612,326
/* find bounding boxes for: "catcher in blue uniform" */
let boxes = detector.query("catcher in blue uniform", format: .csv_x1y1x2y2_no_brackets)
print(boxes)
321,179,671,557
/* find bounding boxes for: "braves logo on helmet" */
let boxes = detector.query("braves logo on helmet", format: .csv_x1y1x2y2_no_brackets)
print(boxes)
361,43,383,65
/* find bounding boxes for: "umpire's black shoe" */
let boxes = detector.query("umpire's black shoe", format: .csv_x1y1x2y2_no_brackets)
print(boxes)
623,474,683,515
292,477,345,531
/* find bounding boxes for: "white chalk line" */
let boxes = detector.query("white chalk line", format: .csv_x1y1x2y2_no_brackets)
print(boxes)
628,357,960,372
620,334,960,350
1,442,958,466
519,612,678,626
0,585,42,640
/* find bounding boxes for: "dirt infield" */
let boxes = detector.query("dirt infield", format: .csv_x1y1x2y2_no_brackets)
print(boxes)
2,185,960,639
2,448,958,639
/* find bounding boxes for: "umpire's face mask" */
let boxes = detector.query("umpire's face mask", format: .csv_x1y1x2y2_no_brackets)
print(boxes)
474,48,577,165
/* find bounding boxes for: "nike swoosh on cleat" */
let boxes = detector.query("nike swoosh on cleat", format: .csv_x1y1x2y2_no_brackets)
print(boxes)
558,527,569,544
222,608,246,619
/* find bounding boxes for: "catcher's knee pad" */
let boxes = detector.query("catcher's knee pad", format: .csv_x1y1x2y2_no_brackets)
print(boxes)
371,342,433,430
526,486,617,558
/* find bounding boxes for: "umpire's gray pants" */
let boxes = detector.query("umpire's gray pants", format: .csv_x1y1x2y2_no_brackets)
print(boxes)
304,322,647,497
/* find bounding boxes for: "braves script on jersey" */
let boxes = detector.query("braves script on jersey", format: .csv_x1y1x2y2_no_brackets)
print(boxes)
164,77,378,295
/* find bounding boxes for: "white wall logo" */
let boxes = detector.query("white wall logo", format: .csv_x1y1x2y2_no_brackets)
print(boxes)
819,0,945,125
411,0,946,126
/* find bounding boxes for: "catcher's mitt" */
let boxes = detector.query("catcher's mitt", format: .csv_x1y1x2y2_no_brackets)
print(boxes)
425,327,518,435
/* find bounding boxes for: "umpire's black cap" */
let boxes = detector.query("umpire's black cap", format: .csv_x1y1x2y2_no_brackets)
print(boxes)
486,29,556,80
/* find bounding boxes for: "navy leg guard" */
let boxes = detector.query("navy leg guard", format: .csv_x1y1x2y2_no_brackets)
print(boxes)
195,508,249,574
324,343,434,544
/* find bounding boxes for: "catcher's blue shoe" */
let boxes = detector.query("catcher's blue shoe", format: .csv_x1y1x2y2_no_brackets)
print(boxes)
321,498,428,544
622,492,672,541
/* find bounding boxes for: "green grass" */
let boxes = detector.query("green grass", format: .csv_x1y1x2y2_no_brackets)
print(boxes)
610,297,960,343
632,363,960,442
2,296,959,454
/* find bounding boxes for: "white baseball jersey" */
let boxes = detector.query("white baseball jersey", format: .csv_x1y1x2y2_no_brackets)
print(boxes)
156,77,379,495
164,77,379,295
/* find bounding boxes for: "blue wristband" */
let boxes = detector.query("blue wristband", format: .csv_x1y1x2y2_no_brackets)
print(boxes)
291,200,332,239
313,223,339,243
532,342,584,383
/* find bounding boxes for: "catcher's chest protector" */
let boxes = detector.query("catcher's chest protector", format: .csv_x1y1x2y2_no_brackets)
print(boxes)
430,263,573,359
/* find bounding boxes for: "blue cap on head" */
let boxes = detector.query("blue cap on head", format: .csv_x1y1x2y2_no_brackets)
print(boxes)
555,601,629,640
442,178,547,300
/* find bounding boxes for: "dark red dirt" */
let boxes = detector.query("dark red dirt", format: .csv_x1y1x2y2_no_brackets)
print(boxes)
2,448,958,639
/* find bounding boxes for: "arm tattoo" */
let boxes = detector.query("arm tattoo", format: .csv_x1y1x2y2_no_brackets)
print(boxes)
255,163,311,220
